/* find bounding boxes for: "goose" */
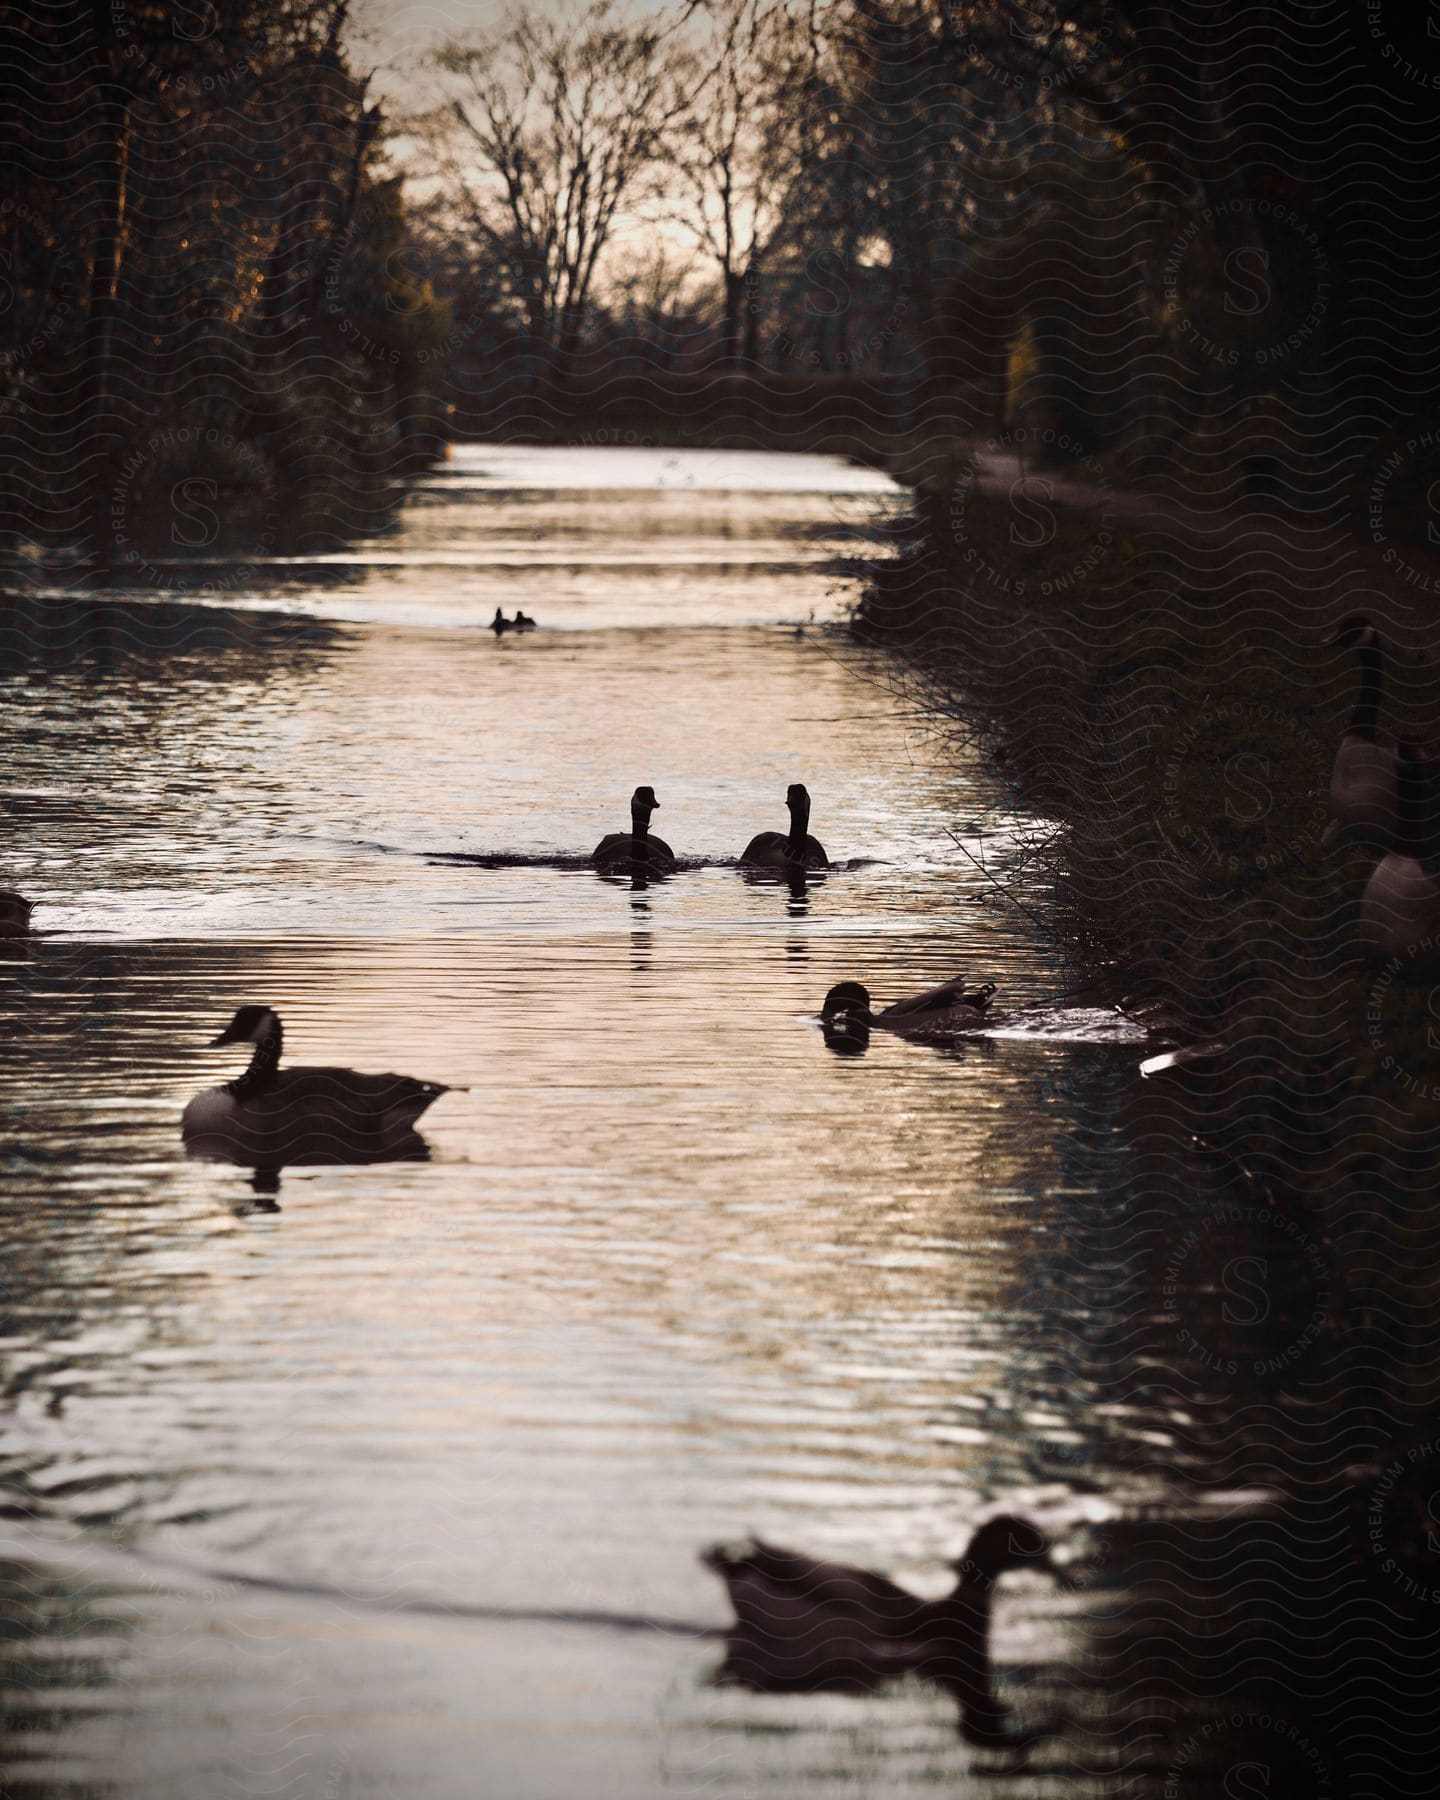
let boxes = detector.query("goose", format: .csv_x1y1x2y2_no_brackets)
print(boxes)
702,1514,1051,1737
592,786,676,876
1358,742,1440,968
1324,615,1397,853
822,977,998,1041
741,783,829,872
0,888,33,936
181,1005,453,1163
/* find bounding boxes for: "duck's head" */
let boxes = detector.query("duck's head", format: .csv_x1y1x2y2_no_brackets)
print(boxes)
1328,614,1380,650
631,785,660,823
822,981,872,1023
209,1004,280,1047
786,782,811,815
954,1515,1052,1586
0,893,32,933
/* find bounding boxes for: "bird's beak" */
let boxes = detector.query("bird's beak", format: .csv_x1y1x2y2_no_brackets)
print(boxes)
208,1027,239,1047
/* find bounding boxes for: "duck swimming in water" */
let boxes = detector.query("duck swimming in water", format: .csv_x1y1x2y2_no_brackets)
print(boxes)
741,783,829,873
0,888,33,936
592,786,676,876
822,977,997,1042
181,1005,453,1164
702,1514,1052,1740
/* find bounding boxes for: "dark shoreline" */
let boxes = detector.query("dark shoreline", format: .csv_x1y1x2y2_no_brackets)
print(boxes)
848,465,1440,1790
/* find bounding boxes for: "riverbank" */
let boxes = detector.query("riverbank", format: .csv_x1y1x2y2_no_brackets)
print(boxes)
854,459,1440,1426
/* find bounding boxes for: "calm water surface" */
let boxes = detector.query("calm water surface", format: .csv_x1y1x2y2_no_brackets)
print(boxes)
2,446,1175,1797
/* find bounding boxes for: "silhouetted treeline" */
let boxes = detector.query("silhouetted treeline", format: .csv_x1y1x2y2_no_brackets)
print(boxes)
420,0,1439,534
5,1,1438,567
0,0,448,572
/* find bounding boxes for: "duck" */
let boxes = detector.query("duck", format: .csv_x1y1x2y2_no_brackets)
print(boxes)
822,977,998,1041
181,1005,453,1163
513,610,537,631
592,785,676,876
1324,615,1397,853
0,888,33,936
702,1514,1052,1737
490,607,511,636
1358,741,1440,968
741,782,829,873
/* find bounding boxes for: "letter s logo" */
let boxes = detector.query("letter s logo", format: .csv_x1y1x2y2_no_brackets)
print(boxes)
1425,477,1440,544
1425,986,1440,1050
173,3,218,42
805,248,850,319
1225,751,1271,824
385,247,429,315
1221,1257,1270,1326
1225,246,1271,318
171,477,219,548
1224,1764,1271,1799
1008,477,1054,548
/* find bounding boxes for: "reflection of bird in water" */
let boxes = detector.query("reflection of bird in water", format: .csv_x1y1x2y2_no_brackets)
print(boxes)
238,1168,283,1213
741,782,829,875
702,1515,1052,1746
822,977,997,1043
182,1005,453,1167
0,888,33,936
592,785,676,876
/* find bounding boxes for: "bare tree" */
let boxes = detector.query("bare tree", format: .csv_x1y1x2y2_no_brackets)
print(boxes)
671,0,800,368
430,1,688,371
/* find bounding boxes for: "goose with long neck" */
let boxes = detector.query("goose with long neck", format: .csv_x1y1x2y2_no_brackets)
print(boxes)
0,888,33,936
181,1005,454,1161
702,1514,1051,1737
1358,742,1440,965
822,976,997,1043
741,783,829,872
1324,615,1397,852
592,786,676,875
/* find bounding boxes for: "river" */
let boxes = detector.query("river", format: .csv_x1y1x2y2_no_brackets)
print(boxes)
1,444,1210,1797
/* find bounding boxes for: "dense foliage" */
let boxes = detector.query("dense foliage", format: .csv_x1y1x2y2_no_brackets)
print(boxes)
4,0,1437,561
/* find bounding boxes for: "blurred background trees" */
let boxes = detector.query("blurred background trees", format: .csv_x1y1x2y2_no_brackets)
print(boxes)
0,0,448,568
3,0,1436,562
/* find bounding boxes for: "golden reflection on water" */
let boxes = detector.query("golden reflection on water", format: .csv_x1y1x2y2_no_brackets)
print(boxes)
1,447,1142,1797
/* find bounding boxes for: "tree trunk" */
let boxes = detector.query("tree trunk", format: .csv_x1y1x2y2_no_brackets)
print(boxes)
721,268,743,370
740,261,760,368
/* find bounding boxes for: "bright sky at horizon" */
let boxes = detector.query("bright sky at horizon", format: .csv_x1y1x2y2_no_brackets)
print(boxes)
355,0,681,101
